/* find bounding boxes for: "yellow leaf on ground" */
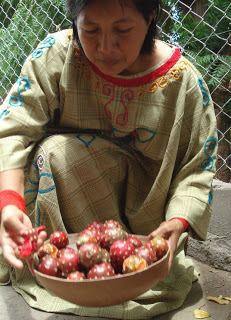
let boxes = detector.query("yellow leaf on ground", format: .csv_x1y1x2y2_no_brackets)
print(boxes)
224,297,231,301
193,309,211,319
206,296,229,305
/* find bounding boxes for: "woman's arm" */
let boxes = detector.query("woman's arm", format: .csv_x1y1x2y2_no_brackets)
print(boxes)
0,169,46,272
0,168,25,194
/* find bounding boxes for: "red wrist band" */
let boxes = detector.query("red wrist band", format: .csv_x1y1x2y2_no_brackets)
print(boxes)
170,217,189,232
0,190,27,214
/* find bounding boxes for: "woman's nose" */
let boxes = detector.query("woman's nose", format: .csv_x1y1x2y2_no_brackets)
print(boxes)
98,33,117,54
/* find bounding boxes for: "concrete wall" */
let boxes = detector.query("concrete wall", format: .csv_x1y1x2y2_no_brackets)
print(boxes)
186,179,231,272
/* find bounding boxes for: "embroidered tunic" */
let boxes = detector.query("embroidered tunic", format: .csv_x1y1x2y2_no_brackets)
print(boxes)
0,29,218,319
0,29,217,239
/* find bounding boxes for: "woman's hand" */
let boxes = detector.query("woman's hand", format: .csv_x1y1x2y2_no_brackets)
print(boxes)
148,219,185,280
0,205,47,275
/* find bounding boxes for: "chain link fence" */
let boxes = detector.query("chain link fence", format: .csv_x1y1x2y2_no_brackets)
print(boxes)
0,0,230,182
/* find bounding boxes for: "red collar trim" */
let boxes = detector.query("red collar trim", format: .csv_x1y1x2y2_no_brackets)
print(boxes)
87,48,181,88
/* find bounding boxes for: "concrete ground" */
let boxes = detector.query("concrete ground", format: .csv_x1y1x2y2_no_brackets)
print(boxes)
0,258,230,320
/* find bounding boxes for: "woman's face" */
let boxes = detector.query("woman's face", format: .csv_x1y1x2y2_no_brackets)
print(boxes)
76,0,152,76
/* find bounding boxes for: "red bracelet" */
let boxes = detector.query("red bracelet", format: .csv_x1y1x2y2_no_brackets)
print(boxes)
0,190,27,214
170,217,189,232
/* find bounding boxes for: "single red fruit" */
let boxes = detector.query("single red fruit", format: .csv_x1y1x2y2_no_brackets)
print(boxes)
127,235,143,248
78,243,102,269
87,262,115,279
100,248,111,263
145,236,168,260
78,227,101,244
110,240,135,273
38,256,59,277
50,231,69,249
103,220,123,230
135,246,157,265
86,221,104,232
57,247,79,276
100,227,127,250
67,271,86,281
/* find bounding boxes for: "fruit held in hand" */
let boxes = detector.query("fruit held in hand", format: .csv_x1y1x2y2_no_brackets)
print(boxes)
145,236,168,260
50,231,69,249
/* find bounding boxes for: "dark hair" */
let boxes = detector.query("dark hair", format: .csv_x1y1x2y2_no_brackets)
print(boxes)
66,0,161,54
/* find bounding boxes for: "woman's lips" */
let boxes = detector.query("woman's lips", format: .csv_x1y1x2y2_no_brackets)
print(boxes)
98,59,120,66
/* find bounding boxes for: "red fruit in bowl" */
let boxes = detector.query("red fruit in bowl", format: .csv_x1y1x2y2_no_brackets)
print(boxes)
88,262,115,279
145,236,168,260
57,247,79,276
122,255,147,274
78,243,102,269
38,256,59,277
100,248,111,263
103,220,122,230
110,240,135,273
135,246,157,265
127,235,143,248
37,243,59,259
50,231,69,249
67,271,86,281
79,227,101,244
86,221,104,232
100,227,128,250
76,233,97,248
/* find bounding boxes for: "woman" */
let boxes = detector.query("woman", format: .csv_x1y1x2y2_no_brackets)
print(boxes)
0,0,217,318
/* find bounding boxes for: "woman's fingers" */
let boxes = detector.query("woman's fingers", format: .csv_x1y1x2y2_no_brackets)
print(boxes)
37,231,47,248
148,220,185,279
1,240,24,268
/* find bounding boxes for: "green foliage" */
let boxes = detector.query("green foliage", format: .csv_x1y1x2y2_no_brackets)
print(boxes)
0,0,70,101
0,0,20,28
160,0,231,114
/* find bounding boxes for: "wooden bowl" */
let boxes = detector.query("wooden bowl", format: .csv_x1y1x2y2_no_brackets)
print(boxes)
33,233,169,307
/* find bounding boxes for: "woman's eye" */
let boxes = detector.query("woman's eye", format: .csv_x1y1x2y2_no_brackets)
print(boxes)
84,29,98,34
117,27,133,34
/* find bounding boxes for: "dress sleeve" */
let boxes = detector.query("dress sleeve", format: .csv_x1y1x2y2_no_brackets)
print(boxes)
0,32,67,172
165,70,218,240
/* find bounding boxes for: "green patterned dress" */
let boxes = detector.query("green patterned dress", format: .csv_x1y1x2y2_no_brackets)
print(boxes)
0,29,217,319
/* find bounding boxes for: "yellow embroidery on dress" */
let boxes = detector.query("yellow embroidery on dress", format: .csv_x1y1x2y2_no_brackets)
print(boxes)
73,45,103,91
136,82,158,98
135,58,189,98
178,58,188,70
